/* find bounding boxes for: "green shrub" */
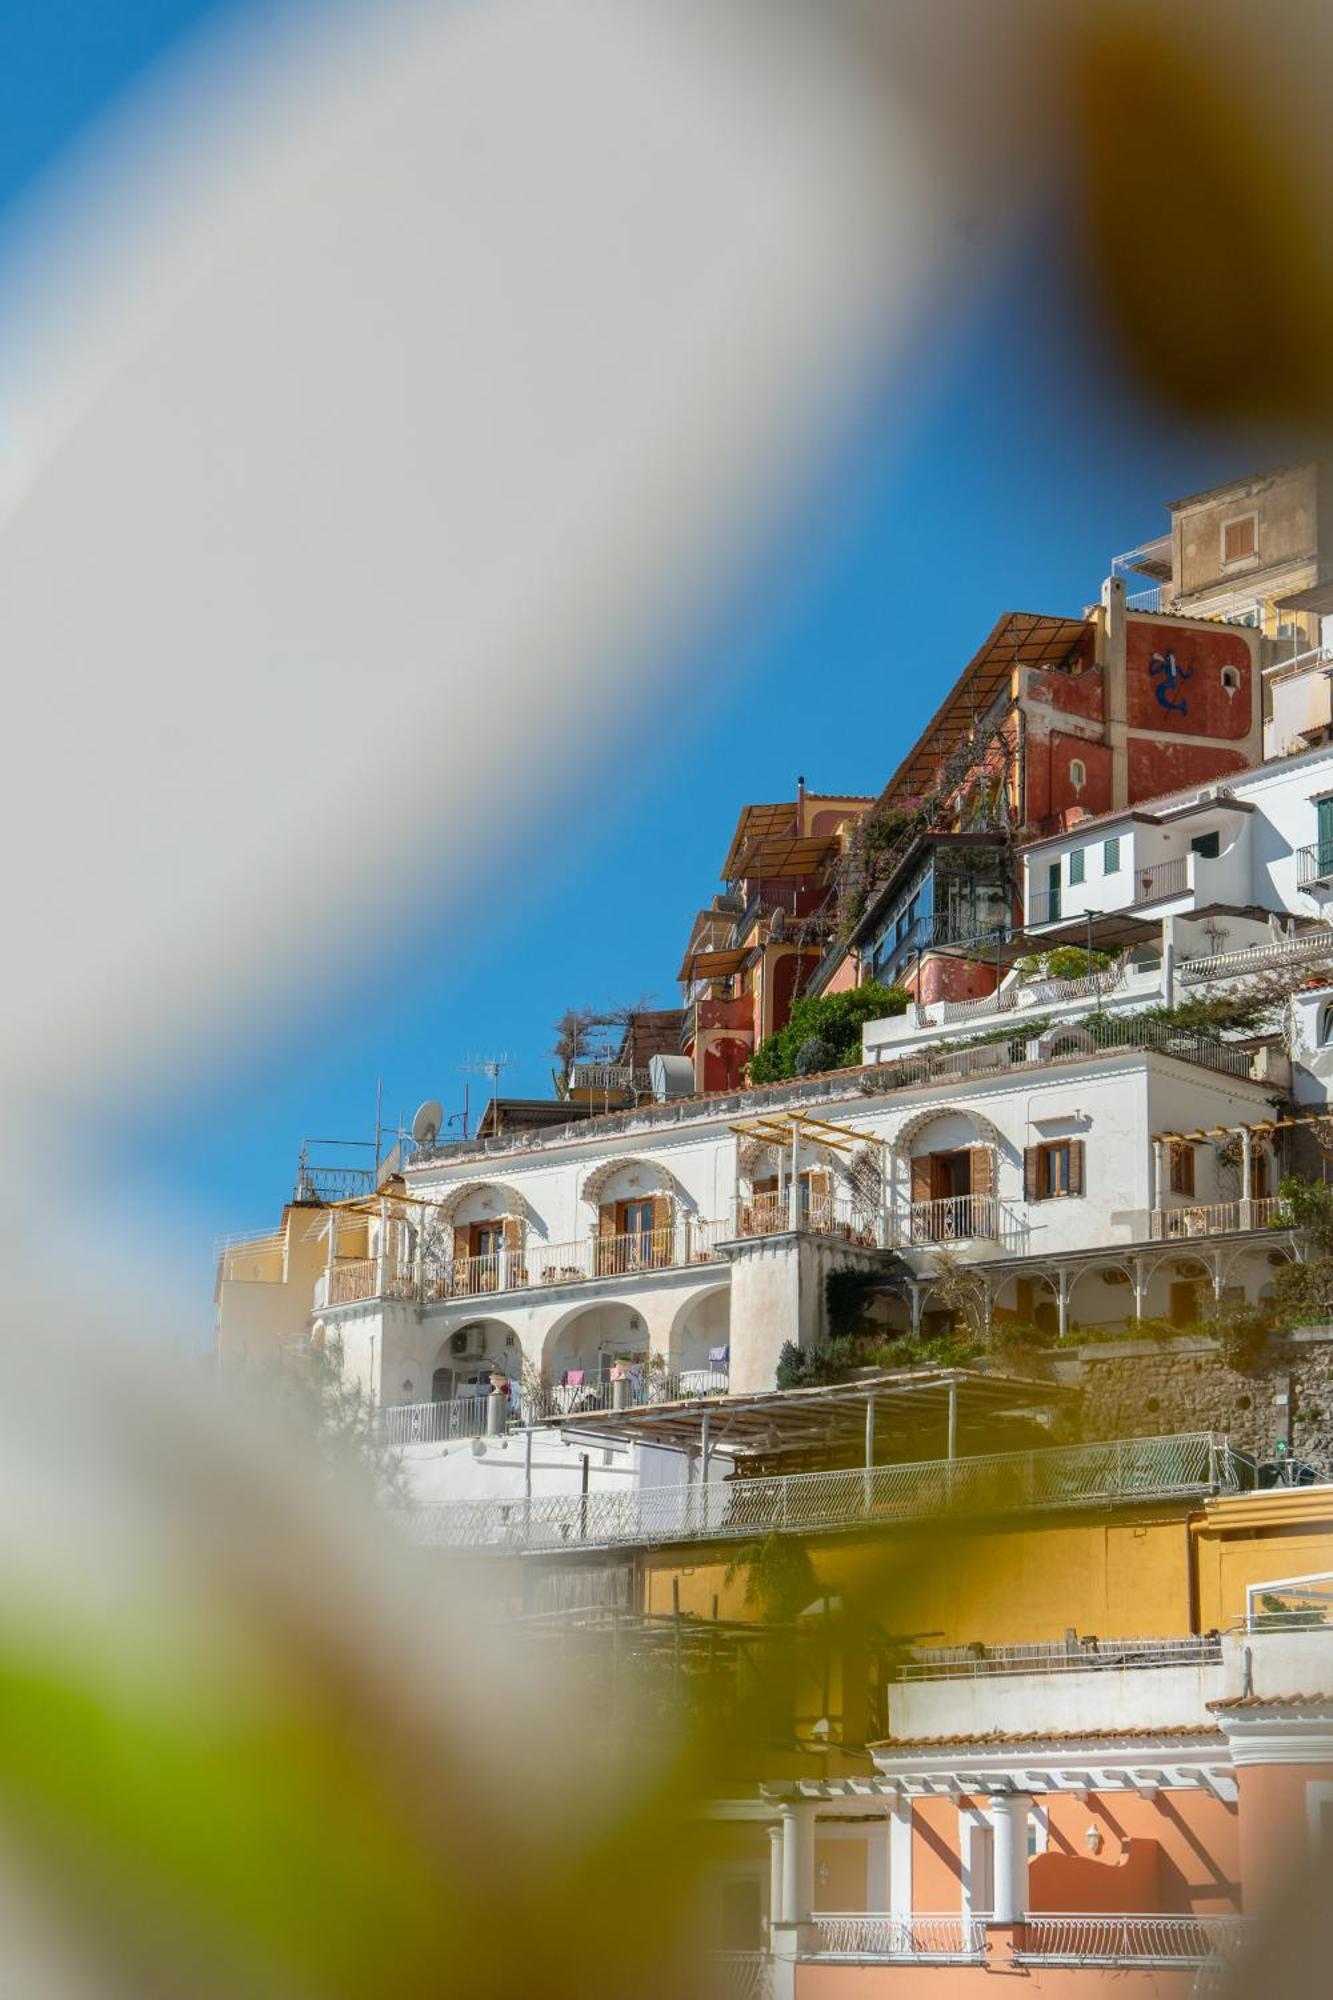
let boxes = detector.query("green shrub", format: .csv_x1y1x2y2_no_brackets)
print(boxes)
749,981,908,1084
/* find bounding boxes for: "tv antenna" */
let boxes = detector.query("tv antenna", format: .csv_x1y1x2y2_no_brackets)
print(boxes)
461,1052,514,1094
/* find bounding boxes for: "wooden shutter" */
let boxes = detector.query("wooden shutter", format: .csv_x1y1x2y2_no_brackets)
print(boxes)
650,1193,671,1265
910,1156,932,1204
1023,1146,1040,1202
969,1147,993,1197
598,1202,617,1237
1068,1140,1085,1197
452,1224,470,1263
1170,1144,1195,1196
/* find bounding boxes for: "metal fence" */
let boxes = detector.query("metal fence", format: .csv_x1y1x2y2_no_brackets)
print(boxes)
402,1432,1236,1553
1149,1197,1284,1240
809,1915,987,1961
895,1633,1223,1680
1013,1915,1246,1966
381,1369,731,1445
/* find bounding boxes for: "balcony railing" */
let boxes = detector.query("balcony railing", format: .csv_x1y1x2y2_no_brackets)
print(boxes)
1149,1197,1284,1240
1297,841,1333,890
809,1915,987,1962
712,1952,773,2000
1134,855,1189,905
905,1195,998,1245
896,1633,1223,1680
1013,1914,1247,1967
380,1369,731,1445
402,1431,1237,1552
1180,923,1333,983
316,1219,728,1310
733,1191,879,1247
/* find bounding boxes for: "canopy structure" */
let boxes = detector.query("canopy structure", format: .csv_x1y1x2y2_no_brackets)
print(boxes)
729,1107,872,1160
676,943,751,982
880,611,1088,806
543,1367,1073,1468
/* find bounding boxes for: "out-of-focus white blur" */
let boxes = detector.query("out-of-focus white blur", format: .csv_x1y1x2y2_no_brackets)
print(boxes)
0,0,991,1111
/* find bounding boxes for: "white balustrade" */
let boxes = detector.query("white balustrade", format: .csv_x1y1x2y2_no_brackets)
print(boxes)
1150,1197,1284,1240
905,1194,998,1244
1014,1914,1247,1965
809,1915,986,1960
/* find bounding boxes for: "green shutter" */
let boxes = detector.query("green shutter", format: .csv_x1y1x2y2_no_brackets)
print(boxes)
1069,849,1085,885
1319,796,1333,871
1103,837,1120,875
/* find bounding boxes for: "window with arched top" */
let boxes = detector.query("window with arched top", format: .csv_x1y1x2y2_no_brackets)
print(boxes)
1069,757,1087,792
1220,664,1240,694
1319,1002,1333,1048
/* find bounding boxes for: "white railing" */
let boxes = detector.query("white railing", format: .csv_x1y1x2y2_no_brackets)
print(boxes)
1014,1914,1247,1966
1127,584,1168,611
402,1432,1236,1552
323,1257,378,1305
319,1221,726,1311
939,986,1017,1024
896,1633,1223,1680
1150,1197,1284,1239
1264,643,1333,685
809,1915,987,1961
1134,855,1189,905
733,1192,879,1247
905,1195,998,1244
215,1230,287,1283
711,1951,773,2000
382,1368,731,1444
1180,925,1333,985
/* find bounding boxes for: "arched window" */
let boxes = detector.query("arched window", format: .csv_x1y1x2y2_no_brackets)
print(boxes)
1069,757,1087,792
1220,664,1240,694
1319,1002,1333,1048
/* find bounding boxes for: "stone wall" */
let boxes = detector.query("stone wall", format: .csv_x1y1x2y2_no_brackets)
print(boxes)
1057,1327,1333,1472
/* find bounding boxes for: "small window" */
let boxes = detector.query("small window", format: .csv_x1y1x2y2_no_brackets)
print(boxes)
1191,831,1221,860
1221,513,1258,567
1103,836,1121,875
1169,1143,1196,1196
1069,757,1087,792
1025,1140,1085,1203
1319,1003,1333,1048
1069,849,1086,885
1220,664,1241,694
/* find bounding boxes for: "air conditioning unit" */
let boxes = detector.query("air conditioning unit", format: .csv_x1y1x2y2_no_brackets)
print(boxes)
449,1325,486,1358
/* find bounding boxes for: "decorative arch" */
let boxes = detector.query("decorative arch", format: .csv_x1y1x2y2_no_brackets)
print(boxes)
891,1104,1007,1162
736,1137,778,1185
431,1179,533,1226
579,1155,689,1211
1028,1025,1098,1062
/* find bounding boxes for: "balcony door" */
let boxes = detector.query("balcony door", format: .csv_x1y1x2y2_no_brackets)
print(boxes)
620,1198,657,1268
1046,861,1061,923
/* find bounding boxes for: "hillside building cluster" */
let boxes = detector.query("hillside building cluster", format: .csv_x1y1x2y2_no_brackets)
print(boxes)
216,463,1333,1993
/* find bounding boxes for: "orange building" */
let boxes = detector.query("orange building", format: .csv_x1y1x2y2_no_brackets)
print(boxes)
678,785,875,1093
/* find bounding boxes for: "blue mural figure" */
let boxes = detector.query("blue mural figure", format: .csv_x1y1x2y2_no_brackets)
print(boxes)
1148,648,1194,716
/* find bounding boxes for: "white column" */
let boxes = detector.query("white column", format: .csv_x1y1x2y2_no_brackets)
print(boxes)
787,1119,802,1231
768,1825,784,1930
781,1802,817,1924
1151,1137,1164,1216
1240,1126,1253,1226
889,1794,913,1920
1055,1270,1069,1343
989,1794,1031,1925
865,1819,892,1914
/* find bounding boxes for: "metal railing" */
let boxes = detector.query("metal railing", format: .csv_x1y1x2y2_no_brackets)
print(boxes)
1013,1915,1246,1966
896,1633,1222,1680
1297,842,1333,890
1180,924,1333,983
809,1915,986,1961
1134,855,1189,905
905,1195,998,1244
872,1013,1252,1089
381,1369,731,1444
402,1432,1236,1553
733,1192,879,1247
317,1220,727,1311
1149,1197,1284,1240
711,1951,773,2000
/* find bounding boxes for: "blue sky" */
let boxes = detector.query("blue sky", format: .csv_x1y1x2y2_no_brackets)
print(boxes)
5,1,1265,1276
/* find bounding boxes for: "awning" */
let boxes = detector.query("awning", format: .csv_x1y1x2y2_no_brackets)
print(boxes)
543,1367,1072,1463
721,802,798,880
880,611,1088,805
736,831,838,877
730,1108,873,1157
677,944,750,981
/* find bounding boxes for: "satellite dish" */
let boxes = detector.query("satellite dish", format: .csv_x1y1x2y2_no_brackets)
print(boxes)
412,1099,444,1148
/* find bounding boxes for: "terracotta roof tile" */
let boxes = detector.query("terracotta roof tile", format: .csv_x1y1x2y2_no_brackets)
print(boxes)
870,1725,1226,1752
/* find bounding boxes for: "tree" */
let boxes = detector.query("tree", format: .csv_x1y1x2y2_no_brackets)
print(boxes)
748,981,908,1084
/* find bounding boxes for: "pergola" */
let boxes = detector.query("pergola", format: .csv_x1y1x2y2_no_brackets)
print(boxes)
542,1367,1073,1472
